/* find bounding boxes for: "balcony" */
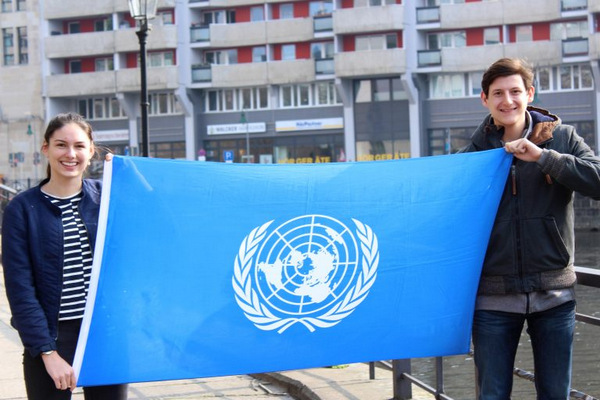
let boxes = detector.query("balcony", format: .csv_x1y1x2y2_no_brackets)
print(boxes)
562,37,589,57
191,65,211,83
207,59,315,87
335,48,405,78
46,66,179,97
267,59,315,84
439,1,503,29
313,15,333,33
190,25,210,43
46,71,118,97
417,50,441,68
561,0,587,11
205,0,264,7
44,0,175,20
267,18,314,44
439,46,505,72
333,5,403,34
315,58,334,75
416,7,439,24
45,25,177,59
502,40,562,65
114,24,178,53
116,66,179,93
210,22,267,48
45,31,117,59
502,0,561,24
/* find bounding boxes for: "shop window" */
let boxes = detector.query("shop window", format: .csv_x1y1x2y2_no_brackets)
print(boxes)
430,74,465,98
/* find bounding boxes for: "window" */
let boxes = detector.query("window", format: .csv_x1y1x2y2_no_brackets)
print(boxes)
95,57,113,71
77,97,125,120
239,87,269,110
428,128,472,156
153,142,186,160
250,6,264,21
17,26,26,64
559,64,594,90
252,46,266,62
354,78,405,102
2,0,12,12
430,74,465,98
470,71,483,95
94,17,113,32
204,49,237,65
428,31,466,49
315,81,339,105
354,0,395,6
207,87,269,112
536,67,551,91
69,60,82,73
149,92,183,115
282,44,296,60
484,28,500,45
223,89,235,111
149,51,174,67
551,20,588,40
17,0,25,11
3,28,14,65
369,0,396,5
311,41,334,59
515,25,532,42
279,83,340,108
202,10,235,25
373,79,391,101
356,34,397,51
280,85,312,107
309,0,333,16
280,4,294,19
68,22,81,34
157,10,174,25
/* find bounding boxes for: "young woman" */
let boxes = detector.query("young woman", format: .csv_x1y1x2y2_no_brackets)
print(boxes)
2,113,127,399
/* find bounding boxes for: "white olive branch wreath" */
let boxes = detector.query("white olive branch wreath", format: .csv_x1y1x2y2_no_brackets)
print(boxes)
232,218,379,334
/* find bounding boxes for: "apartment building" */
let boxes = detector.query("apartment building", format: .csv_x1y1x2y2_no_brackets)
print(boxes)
0,0,44,187
1,0,600,191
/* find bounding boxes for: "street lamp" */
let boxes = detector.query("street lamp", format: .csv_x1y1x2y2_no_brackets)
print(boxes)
128,0,158,157
240,111,250,163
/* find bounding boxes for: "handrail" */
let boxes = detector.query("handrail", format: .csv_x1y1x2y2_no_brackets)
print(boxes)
383,266,600,400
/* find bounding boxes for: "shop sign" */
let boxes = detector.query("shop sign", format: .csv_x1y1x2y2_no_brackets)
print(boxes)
357,152,411,162
275,118,343,132
207,123,266,135
93,130,129,142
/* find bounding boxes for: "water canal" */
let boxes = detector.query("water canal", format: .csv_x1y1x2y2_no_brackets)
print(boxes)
411,229,600,399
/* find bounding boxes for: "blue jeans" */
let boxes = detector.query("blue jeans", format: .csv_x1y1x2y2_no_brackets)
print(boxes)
472,300,575,400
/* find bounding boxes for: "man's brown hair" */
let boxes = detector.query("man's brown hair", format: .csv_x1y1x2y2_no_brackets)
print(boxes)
481,58,534,97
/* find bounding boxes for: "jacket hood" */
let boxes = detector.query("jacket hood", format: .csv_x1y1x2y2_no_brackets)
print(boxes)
471,106,561,150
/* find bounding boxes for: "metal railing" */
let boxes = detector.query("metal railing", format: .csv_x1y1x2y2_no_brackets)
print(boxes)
372,266,600,399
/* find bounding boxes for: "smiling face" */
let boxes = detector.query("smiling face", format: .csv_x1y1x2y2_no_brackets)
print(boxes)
481,74,535,140
42,122,95,183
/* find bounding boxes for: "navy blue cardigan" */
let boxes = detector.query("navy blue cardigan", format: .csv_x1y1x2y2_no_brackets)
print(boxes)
1,179,102,357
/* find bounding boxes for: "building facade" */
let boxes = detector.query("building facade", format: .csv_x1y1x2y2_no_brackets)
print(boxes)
1,0,600,224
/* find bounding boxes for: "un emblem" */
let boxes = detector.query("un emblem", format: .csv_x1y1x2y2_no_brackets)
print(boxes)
232,215,379,333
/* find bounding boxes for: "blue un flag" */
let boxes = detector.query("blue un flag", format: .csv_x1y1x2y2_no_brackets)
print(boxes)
74,149,512,386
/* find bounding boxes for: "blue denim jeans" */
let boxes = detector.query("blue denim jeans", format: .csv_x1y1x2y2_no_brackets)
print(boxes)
472,300,575,400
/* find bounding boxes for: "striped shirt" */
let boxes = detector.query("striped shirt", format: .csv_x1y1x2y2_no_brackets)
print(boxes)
45,191,92,321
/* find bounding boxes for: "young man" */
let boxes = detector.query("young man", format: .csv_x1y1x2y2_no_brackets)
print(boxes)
462,58,600,399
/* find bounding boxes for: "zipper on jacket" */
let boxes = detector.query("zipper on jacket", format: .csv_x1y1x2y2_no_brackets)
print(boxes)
511,161,525,291
511,165,517,195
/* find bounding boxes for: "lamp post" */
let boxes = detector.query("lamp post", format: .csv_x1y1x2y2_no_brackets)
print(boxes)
128,0,158,157
240,110,250,163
